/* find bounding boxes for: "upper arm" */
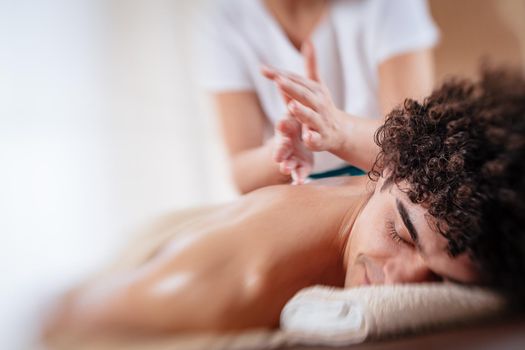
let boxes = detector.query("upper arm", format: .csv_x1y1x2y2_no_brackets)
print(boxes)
367,0,439,114
198,2,268,154
377,48,435,115
213,91,269,155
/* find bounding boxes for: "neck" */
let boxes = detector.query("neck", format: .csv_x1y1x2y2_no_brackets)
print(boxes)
265,0,327,15
263,0,328,50
306,177,373,283
319,185,373,287
338,190,373,270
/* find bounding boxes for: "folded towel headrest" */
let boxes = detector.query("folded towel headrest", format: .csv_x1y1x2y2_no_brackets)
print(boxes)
281,283,506,346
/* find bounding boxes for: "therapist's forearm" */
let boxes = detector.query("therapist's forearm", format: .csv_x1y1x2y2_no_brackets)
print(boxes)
332,50,435,171
231,141,291,194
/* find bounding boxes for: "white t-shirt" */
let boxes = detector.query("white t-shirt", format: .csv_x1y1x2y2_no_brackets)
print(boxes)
196,0,439,174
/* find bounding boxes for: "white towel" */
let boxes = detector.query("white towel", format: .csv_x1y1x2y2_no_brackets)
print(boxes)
280,283,507,347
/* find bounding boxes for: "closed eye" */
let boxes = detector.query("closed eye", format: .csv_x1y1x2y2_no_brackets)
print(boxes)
386,220,413,247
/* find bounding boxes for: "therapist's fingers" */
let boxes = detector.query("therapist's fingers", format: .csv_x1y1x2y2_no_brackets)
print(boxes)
303,129,325,151
262,65,320,93
274,137,292,162
273,135,293,162
275,115,301,139
288,101,321,131
279,161,291,176
280,158,297,176
285,73,321,93
293,163,311,185
261,65,278,79
276,77,319,110
261,66,292,104
302,40,320,82
274,117,300,162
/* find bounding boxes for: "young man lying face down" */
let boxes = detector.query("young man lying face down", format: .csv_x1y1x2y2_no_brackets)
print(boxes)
46,68,525,337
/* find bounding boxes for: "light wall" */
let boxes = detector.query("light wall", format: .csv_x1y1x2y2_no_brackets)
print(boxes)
0,1,233,349
430,0,525,80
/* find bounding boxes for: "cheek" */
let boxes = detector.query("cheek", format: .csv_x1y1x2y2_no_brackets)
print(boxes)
346,217,408,287
346,200,398,264
349,220,395,259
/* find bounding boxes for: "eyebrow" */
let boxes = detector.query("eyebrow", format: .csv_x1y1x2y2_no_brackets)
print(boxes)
395,199,423,251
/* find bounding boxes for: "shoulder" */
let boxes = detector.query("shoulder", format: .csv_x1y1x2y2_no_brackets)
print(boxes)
198,0,269,56
330,0,433,22
352,0,434,22
204,0,260,29
307,175,370,189
245,177,371,207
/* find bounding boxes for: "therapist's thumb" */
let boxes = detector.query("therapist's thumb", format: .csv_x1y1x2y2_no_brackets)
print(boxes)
302,40,320,82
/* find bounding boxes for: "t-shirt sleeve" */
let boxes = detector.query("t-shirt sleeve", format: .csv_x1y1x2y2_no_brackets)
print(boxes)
368,0,440,66
194,4,253,92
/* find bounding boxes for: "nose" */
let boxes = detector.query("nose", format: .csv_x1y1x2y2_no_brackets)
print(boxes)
383,255,441,284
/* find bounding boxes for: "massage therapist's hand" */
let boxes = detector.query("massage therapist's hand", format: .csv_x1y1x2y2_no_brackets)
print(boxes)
273,113,313,185
262,41,351,156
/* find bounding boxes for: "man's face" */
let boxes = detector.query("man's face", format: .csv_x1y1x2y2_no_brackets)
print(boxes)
344,177,481,287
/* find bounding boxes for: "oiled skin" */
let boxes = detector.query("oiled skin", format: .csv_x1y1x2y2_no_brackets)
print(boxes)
49,177,372,336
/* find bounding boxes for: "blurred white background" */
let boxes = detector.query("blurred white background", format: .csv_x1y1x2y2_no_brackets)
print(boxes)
0,1,234,348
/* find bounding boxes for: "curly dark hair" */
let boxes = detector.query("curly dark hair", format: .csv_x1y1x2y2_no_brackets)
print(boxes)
371,66,525,302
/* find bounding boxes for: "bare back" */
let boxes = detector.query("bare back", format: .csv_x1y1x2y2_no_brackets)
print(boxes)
49,177,372,336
